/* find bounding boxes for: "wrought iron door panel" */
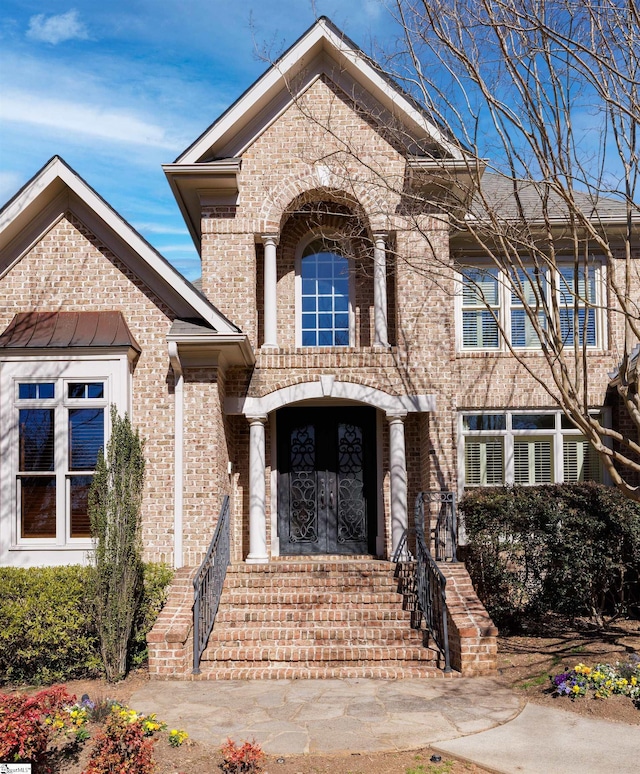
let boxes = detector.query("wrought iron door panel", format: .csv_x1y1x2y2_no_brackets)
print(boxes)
289,424,318,543
336,422,366,543
278,408,374,555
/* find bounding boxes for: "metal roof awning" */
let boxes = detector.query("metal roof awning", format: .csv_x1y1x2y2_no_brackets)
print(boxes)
0,311,142,352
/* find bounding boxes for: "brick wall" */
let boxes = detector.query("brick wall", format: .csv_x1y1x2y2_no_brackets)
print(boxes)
0,213,176,564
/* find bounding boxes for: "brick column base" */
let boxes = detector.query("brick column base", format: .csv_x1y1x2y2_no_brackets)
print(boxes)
147,567,196,679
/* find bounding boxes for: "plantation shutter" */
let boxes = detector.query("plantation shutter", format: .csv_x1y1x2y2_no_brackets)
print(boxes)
563,437,602,483
514,438,553,484
465,437,504,485
462,269,500,348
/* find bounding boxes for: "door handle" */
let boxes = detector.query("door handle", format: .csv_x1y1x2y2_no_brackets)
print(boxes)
320,484,325,509
329,489,334,509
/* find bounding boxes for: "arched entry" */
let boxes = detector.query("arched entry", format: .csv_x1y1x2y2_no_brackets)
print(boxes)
277,405,376,555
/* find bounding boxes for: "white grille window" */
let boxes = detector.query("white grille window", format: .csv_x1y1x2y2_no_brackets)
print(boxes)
458,262,602,351
460,411,606,488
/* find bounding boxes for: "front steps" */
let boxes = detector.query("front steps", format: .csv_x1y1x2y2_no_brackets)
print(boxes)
148,559,498,679
197,560,447,679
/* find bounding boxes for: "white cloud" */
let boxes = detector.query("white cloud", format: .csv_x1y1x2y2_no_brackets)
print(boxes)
27,10,89,45
2,90,183,149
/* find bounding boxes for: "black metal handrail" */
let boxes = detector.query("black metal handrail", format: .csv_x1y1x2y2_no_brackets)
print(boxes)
415,490,458,562
192,495,231,674
414,522,452,672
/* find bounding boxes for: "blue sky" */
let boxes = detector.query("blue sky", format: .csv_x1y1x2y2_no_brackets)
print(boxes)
0,1,396,280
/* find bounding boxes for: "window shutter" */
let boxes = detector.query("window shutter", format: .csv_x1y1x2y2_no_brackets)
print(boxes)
465,438,504,485
563,437,602,482
514,439,552,484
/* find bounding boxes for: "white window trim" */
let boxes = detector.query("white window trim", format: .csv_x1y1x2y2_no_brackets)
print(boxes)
457,408,612,493
455,261,606,352
294,230,356,348
0,352,131,566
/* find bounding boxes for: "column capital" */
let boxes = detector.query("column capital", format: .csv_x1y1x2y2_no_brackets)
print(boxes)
386,411,407,423
247,414,268,425
261,233,279,246
372,231,388,242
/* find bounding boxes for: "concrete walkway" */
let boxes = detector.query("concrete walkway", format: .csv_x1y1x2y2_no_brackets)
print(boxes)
130,679,640,772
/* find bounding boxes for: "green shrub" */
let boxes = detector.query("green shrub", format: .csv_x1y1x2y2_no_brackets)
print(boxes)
0,566,100,685
461,483,640,630
0,563,173,686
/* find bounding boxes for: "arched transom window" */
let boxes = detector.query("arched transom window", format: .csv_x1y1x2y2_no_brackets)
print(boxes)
299,238,352,346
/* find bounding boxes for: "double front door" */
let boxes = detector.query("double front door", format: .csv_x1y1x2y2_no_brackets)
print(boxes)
277,407,376,555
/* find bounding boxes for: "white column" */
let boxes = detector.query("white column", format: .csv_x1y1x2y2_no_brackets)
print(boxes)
387,412,408,558
168,342,184,569
262,234,279,348
373,232,389,347
247,414,269,563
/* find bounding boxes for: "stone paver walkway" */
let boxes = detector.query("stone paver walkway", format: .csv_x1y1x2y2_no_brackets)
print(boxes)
130,677,521,755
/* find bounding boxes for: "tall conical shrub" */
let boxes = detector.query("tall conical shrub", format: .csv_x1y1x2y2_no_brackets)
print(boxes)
88,406,145,682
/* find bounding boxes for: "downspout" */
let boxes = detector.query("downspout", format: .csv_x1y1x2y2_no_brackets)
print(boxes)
168,342,184,569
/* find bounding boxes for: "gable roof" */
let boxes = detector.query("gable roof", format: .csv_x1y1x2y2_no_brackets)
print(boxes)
174,17,464,166
0,156,240,334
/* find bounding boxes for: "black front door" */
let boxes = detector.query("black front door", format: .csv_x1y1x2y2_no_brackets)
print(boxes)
277,407,376,555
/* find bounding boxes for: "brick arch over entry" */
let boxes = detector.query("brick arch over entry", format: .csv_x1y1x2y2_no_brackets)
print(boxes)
235,378,435,417
258,167,389,234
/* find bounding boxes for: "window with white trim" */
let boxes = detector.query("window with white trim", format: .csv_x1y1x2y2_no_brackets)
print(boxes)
297,238,353,347
458,262,602,351
460,410,605,488
16,379,105,540
1,357,129,552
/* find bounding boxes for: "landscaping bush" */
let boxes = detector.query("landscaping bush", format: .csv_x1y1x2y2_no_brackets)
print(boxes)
0,685,80,773
461,483,640,630
0,563,173,686
89,406,146,682
0,566,100,685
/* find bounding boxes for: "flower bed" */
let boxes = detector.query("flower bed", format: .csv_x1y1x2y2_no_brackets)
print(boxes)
552,658,640,702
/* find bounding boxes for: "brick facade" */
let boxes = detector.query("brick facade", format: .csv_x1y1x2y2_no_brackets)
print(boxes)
3,17,637,677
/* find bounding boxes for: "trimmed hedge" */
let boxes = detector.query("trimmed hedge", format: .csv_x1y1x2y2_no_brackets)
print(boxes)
460,483,640,630
0,562,173,686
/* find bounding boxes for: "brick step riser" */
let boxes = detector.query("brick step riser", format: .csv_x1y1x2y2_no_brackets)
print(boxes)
215,610,414,623
224,577,401,590
187,666,454,680
201,646,435,662
207,628,425,644
227,562,395,575
220,592,403,605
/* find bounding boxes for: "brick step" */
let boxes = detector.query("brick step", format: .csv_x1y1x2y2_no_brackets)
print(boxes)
190,665,457,680
206,625,425,644
219,591,403,606
201,644,436,662
224,575,400,590
215,608,414,623
227,561,395,575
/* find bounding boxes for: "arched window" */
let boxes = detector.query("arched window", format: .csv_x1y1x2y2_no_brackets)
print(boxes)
298,238,352,346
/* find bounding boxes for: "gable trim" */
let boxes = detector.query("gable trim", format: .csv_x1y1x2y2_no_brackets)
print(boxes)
175,17,464,165
0,157,240,335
